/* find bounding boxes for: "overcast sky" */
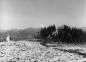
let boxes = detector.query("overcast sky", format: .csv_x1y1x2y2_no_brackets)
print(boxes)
0,0,86,30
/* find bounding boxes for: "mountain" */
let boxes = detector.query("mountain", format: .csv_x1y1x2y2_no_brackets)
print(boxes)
33,25,47,29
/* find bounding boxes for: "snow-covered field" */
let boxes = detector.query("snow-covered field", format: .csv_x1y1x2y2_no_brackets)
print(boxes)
0,41,86,62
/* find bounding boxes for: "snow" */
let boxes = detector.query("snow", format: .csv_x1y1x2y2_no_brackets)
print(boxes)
0,41,86,62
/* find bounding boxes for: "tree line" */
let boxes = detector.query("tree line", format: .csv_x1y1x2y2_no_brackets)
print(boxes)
39,25,86,44
0,25,86,44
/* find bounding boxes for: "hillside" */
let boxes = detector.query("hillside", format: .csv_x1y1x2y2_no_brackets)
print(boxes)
0,28,40,41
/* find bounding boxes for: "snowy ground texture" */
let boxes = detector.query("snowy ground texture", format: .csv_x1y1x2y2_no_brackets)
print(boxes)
0,41,86,62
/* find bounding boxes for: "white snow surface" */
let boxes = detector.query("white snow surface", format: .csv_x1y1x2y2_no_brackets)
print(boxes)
0,41,86,62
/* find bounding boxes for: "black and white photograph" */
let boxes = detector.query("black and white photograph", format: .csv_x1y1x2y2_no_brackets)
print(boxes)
0,0,86,62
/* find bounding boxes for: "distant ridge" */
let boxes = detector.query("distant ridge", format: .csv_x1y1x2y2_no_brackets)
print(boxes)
81,27,86,31
0,30,7,33
33,25,47,29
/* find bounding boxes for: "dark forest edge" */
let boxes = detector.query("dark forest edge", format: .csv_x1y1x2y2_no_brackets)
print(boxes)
39,25,86,45
0,24,86,45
